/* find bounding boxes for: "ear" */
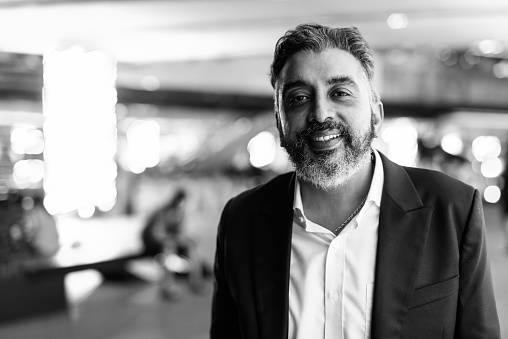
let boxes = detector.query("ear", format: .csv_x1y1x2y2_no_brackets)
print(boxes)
273,93,283,135
275,110,282,132
371,101,384,137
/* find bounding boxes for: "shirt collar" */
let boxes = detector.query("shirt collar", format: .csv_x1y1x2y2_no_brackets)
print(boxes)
367,147,384,208
293,148,384,225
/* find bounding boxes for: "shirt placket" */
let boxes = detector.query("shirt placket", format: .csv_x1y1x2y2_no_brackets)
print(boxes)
325,233,347,338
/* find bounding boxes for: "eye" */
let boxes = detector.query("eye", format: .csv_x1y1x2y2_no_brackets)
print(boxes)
294,95,308,102
331,89,350,98
285,93,310,107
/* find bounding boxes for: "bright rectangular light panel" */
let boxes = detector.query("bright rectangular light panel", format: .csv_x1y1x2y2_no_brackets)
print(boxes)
43,47,118,216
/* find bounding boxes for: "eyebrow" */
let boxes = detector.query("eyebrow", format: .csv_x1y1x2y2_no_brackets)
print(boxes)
327,75,359,91
281,75,360,98
281,79,308,98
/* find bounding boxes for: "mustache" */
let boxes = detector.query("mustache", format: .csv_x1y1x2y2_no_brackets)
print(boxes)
295,119,352,148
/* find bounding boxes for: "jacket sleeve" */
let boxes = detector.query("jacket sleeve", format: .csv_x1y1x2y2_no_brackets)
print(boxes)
210,200,242,338
455,189,500,338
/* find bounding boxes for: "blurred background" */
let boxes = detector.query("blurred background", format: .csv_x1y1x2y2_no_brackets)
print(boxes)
0,0,508,338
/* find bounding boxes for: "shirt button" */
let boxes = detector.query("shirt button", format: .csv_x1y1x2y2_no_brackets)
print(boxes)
330,291,339,301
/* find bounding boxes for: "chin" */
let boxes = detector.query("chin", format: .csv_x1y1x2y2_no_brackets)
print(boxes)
295,148,371,191
296,165,354,191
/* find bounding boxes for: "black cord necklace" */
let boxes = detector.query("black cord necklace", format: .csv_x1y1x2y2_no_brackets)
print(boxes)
331,151,375,236
332,194,368,236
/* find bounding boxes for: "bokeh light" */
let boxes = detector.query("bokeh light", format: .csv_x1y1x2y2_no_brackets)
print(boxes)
477,39,504,55
387,13,408,29
481,157,503,178
472,136,501,162
493,61,508,79
484,185,501,203
126,119,161,173
381,119,418,167
441,133,463,156
247,131,276,168
13,159,45,185
10,125,45,155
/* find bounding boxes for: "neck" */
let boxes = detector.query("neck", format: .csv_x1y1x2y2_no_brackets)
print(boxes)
300,159,374,231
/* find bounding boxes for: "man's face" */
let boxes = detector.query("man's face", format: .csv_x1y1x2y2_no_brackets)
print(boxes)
275,48,383,190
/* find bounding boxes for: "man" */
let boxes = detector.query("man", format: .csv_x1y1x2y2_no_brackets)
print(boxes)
210,23,500,339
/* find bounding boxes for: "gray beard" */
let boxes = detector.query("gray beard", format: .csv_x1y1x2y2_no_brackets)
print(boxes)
280,118,375,191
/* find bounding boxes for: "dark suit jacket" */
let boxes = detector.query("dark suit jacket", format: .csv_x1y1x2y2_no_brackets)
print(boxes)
211,153,500,338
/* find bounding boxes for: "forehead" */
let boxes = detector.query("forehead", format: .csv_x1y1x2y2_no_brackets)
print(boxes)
277,48,367,89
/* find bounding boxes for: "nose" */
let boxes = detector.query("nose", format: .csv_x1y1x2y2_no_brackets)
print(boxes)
308,95,334,123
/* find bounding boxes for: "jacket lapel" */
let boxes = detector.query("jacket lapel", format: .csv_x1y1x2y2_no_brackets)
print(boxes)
371,153,434,338
251,173,295,339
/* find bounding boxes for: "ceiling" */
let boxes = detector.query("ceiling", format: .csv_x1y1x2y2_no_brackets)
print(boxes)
1,0,508,181
1,0,508,93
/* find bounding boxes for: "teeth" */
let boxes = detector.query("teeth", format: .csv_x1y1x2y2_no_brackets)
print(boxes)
312,134,340,142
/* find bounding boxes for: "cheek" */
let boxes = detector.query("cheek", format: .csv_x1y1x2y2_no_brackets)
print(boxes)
278,110,296,134
353,103,374,129
284,115,306,137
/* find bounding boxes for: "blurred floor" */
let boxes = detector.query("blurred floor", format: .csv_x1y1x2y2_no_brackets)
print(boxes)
0,274,213,339
0,204,507,338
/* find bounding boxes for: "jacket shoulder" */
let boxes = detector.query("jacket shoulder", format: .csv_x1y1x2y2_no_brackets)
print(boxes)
404,166,477,205
226,172,294,212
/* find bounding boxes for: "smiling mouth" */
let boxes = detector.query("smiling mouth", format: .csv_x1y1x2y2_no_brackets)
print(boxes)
310,134,341,142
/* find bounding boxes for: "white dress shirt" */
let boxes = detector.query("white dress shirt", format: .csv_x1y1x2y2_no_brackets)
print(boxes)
288,149,384,339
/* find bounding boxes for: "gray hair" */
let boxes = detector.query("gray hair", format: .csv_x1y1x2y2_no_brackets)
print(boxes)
270,23,379,103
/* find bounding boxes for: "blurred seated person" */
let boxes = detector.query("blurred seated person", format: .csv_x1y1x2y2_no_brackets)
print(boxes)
141,189,207,300
0,192,60,278
23,195,60,258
